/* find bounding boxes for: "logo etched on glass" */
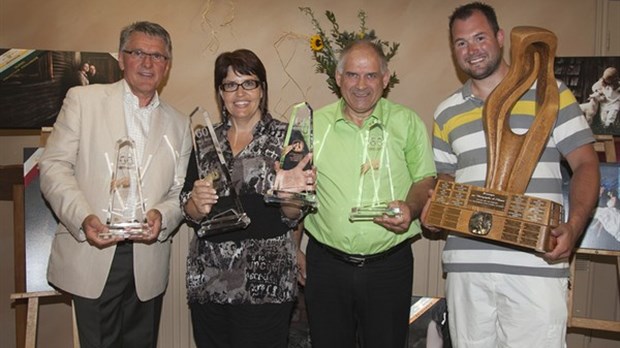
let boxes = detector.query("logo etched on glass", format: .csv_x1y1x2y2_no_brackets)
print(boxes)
349,122,400,222
103,137,149,238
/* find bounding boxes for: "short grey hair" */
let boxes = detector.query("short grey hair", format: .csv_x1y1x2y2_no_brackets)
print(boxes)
336,39,388,74
119,21,172,58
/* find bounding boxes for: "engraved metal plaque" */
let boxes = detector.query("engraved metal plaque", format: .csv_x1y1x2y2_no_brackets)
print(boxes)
426,180,562,252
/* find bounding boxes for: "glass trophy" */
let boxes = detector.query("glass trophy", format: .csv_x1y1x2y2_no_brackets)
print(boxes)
349,123,401,222
264,102,318,209
190,107,250,237
103,136,149,238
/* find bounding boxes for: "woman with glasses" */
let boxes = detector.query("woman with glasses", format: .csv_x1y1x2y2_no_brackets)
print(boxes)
180,49,309,347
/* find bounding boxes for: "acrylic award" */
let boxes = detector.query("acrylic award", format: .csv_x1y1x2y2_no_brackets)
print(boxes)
264,102,317,208
190,107,250,237
349,122,401,221
103,136,149,238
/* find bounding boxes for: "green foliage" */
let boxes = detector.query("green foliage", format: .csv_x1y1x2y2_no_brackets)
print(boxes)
300,7,400,98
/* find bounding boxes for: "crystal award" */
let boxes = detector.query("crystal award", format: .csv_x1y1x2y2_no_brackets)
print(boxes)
349,122,401,222
190,107,250,237
103,136,149,238
264,102,317,208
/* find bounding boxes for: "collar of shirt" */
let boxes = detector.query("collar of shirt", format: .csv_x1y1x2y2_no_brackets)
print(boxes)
222,112,274,139
122,80,159,133
332,98,387,129
122,80,159,161
462,79,484,107
122,79,160,111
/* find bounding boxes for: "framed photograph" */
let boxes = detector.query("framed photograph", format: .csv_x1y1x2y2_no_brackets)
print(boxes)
580,163,620,251
554,56,620,136
563,163,620,252
0,48,121,129
408,296,451,348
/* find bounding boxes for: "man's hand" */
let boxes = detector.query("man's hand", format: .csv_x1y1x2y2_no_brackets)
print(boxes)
543,143,599,262
374,200,413,233
420,188,442,233
544,223,579,262
128,209,163,244
83,214,121,248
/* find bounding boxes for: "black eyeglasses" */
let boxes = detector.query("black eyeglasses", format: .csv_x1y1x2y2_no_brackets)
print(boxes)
122,49,169,63
219,80,261,92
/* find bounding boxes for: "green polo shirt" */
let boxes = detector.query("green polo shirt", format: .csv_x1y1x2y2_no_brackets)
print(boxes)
305,98,436,255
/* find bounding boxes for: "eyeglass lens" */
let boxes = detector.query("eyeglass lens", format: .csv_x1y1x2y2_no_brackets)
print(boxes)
123,50,168,62
220,80,260,92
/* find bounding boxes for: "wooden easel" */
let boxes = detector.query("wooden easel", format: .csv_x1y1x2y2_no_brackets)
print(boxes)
567,135,620,333
4,129,79,348
10,291,67,347
568,249,620,332
593,134,617,162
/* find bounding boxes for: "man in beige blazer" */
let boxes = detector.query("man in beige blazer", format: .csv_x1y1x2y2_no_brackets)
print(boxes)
39,21,192,348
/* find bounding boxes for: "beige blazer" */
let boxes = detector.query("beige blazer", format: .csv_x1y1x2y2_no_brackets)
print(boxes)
39,80,192,300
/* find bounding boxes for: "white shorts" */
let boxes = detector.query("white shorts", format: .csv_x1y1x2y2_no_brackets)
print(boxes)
446,272,568,348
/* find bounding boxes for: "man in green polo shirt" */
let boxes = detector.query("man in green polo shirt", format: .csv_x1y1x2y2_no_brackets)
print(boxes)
303,39,436,347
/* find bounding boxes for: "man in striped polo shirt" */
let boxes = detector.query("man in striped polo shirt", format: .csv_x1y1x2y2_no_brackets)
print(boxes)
426,2,600,347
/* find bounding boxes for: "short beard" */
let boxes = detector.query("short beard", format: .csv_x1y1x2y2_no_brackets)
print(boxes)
466,55,501,80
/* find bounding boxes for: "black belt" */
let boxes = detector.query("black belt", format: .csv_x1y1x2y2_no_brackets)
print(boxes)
308,233,412,267
116,240,134,247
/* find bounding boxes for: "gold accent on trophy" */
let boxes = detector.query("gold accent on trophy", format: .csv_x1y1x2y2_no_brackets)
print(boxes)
189,107,250,237
425,26,564,252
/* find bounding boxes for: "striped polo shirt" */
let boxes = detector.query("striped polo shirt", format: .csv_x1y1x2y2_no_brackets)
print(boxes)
433,79,594,277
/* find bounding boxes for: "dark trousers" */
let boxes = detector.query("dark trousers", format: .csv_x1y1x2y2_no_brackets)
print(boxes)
190,301,295,348
305,237,413,348
73,242,163,348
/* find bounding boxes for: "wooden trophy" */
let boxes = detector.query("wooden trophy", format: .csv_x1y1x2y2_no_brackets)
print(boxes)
424,27,564,253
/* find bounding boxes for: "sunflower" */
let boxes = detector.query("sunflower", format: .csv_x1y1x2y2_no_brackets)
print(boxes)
310,34,324,52
300,7,400,97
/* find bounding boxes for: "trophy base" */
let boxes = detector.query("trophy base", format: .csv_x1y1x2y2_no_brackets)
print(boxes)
349,204,401,222
197,212,251,238
264,190,318,209
101,221,150,239
425,180,562,252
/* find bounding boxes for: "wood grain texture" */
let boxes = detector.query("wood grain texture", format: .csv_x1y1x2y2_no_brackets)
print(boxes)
484,26,559,193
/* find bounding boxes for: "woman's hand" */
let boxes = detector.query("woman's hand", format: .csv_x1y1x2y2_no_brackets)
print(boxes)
273,153,315,194
185,179,218,220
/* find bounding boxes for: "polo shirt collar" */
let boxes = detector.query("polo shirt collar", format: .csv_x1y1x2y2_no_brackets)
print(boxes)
333,98,386,128
462,79,484,107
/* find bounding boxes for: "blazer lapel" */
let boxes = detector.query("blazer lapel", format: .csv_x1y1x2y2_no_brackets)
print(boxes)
103,81,128,145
